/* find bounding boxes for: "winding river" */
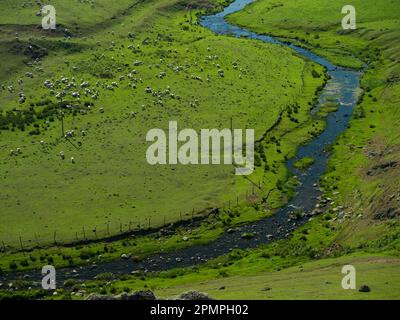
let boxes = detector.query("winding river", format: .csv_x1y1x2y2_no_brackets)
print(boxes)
2,0,362,285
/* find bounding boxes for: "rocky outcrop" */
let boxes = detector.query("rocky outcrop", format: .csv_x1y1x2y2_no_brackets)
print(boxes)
86,290,156,300
178,291,213,300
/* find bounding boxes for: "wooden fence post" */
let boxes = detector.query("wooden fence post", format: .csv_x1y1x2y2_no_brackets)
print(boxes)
19,235,24,254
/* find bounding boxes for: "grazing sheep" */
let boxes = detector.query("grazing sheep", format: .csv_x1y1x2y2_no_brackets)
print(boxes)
71,157,75,164
65,130,74,138
44,80,53,89
60,151,65,160
19,95,26,104
80,81,90,88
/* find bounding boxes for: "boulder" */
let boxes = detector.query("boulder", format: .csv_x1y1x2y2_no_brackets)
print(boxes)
179,291,213,300
358,285,371,293
119,290,156,300
86,294,117,300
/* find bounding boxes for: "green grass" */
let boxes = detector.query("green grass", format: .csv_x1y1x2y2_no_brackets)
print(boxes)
228,0,400,255
34,208,399,300
1,0,399,301
151,253,400,300
0,0,142,27
228,0,400,69
293,156,314,170
0,0,326,246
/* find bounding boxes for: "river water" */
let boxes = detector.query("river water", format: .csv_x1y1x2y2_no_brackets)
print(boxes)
2,0,362,285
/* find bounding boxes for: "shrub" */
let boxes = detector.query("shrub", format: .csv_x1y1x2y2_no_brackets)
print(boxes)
64,279,77,288
79,250,95,260
95,272,114,281
20,259,29,267
218,269,229,278
109,286,117,294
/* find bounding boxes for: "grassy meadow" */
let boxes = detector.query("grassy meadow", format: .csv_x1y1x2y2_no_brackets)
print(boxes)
0,0,326,246
228,0,400,274
0,0,399,301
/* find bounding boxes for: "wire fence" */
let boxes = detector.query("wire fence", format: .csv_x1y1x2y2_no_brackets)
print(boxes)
0,184,267,253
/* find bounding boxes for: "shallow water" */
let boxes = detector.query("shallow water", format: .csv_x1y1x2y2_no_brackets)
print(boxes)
3,0,362,284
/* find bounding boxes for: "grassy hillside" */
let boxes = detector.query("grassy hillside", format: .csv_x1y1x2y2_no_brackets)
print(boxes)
1,0,399,301
229,0,400,263
0,0,325,246
228,0,400,69
151,254,400,300
63,0,400,300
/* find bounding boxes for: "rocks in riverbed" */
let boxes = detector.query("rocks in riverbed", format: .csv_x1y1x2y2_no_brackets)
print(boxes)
241,232,255,239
